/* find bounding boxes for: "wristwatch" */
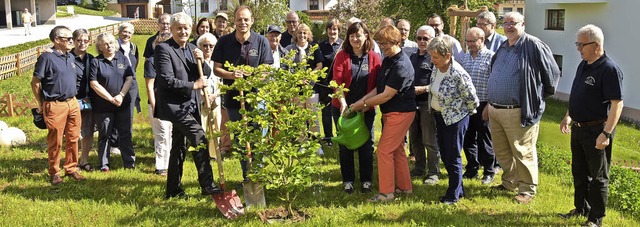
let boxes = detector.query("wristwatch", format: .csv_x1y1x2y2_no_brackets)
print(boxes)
363,100,368,108
601,131,611,139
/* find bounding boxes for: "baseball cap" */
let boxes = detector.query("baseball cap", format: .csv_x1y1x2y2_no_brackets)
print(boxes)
215,12,228,20
267,25,282,34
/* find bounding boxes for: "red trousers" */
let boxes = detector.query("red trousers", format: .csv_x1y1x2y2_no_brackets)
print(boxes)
377,111,415,194
43,98,81,176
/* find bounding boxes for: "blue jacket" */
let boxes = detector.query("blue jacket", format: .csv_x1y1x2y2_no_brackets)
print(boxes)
491,33,560,127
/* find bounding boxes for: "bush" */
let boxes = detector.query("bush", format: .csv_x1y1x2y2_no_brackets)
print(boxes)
91,0,109,11
609,166,640,218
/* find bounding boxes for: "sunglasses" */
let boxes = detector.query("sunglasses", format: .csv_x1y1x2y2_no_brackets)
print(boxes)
416,37,432,41
202,44,215,49
57,36,73,42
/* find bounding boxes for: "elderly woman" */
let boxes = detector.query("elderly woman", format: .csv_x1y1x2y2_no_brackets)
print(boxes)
197,33,225,158
408,25,441,184
285,23,325,153
191,17,213,46
144,32,173,176
90,33,135,172
70,28,96,172
427,36,479,204
350,26,416,202
332,21,381,194
318,19,343,141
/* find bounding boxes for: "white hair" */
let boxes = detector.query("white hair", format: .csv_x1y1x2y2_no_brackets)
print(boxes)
119,22,134,33
504,12,524,23
477,11,497,24
346,17,361,28
416,25,435,37
577,24,604,46
197,33,217,47
170,12,192,28
467,27,485,39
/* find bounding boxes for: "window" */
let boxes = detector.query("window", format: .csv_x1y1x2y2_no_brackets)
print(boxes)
503,7,513,13
200,0,209,12
310,0,319,10
546,9,565,30
553,54,563,76
219,0,228,11
517,8,523,14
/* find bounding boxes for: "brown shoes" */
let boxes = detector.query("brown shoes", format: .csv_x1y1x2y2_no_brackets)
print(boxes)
50,174,63,186
65,171,86,181
514,193,534,204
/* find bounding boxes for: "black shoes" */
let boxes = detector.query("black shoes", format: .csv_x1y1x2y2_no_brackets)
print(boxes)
463,171,479,179
559,209,589,219
481,175,494,184
201,185,223,196
344,182,354,194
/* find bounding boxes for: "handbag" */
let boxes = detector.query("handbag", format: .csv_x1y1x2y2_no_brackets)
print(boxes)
78,98,92,111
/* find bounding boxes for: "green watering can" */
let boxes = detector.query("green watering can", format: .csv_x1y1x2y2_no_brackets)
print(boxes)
332,109,370,150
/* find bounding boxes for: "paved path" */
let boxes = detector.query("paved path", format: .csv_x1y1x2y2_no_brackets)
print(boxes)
0,15,131,48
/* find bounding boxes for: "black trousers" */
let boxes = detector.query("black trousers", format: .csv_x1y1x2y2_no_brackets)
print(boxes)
462,102,495,176
321,103,334,138
571,123,612,225
166,110,216,197
95,108,135,169
332,106,375,183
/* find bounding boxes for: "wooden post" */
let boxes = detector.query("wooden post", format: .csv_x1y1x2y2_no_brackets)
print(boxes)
7,94,14,117
15,53,21,77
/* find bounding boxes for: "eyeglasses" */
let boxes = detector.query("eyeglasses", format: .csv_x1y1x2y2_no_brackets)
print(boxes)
378,41,394,47
428,23,441,27
57,36,73,42
476,22,492,26
502,21,522,27
285,20,299,24
416,37,432,42
75,39,90,44
575,42,596,48
465,38,481,43
201,44,215,49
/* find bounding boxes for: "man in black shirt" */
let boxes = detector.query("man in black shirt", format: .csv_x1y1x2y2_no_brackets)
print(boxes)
280,11,299,47
560,24,624,227
31,25,86,185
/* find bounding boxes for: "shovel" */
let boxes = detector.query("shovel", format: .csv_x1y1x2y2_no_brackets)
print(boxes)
197,59,245,219
239,90,267,208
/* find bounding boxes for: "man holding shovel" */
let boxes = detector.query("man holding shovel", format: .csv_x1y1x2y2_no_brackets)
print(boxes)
154,12,222,199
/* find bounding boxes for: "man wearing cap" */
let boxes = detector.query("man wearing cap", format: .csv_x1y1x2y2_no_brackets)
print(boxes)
280,11,300,47
31,25,86,186
266,25,288,69
213,5,274,181
214,12,229,39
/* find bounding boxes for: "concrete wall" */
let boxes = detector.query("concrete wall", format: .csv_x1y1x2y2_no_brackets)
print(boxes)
4,0,55,25
525,1,640,122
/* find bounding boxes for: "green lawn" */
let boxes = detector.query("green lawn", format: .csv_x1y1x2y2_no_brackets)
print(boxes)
0,35,639,226
56,5,119,17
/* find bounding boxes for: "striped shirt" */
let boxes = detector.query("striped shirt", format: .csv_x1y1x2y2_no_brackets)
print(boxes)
461,48,494,102
487,37,522,105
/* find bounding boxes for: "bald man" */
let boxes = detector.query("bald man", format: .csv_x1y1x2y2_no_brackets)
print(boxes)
280,11,300,47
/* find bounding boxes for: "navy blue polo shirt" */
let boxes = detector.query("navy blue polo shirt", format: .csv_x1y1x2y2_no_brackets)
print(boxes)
569,53,623,122
144,56,156,79
212,31,274,109
89,52,134,113
319,38,342,79
280,30,294,48
410,51,433,102
72,50,94,99
33,49,81,101
377,50,416,113
143,33,158,58
347,53,369,105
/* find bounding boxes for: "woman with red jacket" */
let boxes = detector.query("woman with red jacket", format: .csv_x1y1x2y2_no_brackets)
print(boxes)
332,22,381,194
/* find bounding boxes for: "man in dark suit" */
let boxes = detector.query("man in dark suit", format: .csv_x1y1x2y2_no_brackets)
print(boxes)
154,12,222,198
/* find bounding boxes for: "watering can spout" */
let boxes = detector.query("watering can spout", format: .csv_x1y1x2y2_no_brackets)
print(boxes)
332,134,348,145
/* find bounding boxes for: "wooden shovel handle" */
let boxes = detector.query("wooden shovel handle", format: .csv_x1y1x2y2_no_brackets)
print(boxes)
197,59,211,109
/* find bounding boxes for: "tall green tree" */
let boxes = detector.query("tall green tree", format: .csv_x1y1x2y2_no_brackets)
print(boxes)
229,0,290,33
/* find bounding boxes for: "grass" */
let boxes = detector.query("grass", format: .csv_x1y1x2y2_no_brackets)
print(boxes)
1,35,639,226
56,5,119,17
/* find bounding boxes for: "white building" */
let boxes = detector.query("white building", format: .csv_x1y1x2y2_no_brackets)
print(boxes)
525,0,640,121
289,0,338,11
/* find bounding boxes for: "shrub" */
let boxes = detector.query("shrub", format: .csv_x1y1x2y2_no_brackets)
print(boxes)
609,166,640,218
91,0,110,11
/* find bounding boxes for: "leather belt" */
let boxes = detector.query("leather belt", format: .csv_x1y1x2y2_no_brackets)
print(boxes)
574,119,607,127
44,97,74,102
490,103,521,109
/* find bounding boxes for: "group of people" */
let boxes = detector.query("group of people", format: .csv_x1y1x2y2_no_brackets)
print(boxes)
30,5,623,227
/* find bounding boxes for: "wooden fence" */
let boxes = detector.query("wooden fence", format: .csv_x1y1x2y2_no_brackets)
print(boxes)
0,94,38,117
0,23,121,81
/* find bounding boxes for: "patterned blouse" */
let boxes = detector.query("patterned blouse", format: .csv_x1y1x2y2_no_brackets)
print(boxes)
428,60,479,125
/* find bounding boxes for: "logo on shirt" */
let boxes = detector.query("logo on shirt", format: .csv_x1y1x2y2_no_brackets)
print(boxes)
361,64,369,72
117,63,126,69
421,62,430,70
71,63,76,69
248,49,259,57
584,76,595,86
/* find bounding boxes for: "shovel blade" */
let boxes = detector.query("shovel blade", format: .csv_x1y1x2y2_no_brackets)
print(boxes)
243,181,266,208
212,190,245,219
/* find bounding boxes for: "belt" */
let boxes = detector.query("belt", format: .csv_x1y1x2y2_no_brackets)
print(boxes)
573,119,607,127
44,97,74,102
490,103,521,109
